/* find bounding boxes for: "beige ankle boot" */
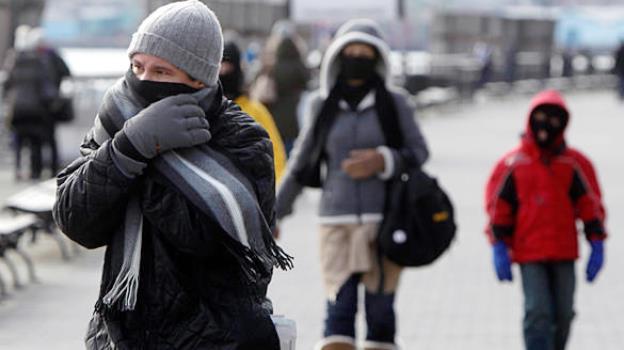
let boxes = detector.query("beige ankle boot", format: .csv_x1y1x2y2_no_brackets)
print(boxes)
314,336,356,350
361,340,398,350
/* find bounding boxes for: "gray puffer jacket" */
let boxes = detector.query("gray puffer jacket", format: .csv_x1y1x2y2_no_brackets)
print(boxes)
276,21,428,225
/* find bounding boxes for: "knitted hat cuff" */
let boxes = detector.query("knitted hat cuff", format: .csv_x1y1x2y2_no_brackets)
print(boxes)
128,32,220,86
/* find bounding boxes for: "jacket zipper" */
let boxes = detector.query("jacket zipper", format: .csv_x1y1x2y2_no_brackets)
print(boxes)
353,111,363,225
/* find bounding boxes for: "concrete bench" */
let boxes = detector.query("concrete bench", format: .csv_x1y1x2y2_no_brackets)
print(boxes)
4,179,75,260
0,214,39,297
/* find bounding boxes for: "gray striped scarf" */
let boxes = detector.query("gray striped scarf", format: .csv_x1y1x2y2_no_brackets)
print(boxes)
91,78,289,311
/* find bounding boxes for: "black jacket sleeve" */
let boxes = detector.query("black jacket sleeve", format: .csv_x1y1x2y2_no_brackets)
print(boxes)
52,139,136,249
140,173,224,257
491,172,518,240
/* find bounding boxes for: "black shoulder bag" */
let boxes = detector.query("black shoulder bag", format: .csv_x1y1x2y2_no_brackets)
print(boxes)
377,163,456,267
50,96,75,123
375,83,456,268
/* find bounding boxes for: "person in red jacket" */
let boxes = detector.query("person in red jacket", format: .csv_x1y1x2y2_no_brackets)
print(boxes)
484,89,607,350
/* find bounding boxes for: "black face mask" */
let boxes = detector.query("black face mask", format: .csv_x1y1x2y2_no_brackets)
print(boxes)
530,105,567,148
339,56,377,82
126,68,199,105
219,71,242,100
338,78,375,110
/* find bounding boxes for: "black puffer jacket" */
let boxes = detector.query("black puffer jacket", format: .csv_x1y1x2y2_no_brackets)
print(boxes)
53,90,280,349
3,50,54,138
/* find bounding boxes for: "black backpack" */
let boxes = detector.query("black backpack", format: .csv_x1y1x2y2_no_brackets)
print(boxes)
372,85,456,267
377,165,456,267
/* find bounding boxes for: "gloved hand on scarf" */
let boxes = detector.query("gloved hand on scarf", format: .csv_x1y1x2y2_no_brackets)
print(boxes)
118,94,211,160
586,239,604,283
493,240,512,282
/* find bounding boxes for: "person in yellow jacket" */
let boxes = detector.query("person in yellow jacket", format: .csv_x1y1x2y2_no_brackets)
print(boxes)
220,40,287,183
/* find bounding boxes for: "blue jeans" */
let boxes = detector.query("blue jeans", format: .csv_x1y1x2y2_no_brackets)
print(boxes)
618,76,624,100
324,274,396,343
520,262,576,350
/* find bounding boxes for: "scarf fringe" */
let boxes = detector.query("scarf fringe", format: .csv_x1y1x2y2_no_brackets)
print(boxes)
265,233,294,271
224,233,293,286
102,206,143,312
102,268,140,311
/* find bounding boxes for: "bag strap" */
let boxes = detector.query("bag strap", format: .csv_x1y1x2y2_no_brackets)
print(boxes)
373,77,404,149
372,77,422,171
293,83,341,186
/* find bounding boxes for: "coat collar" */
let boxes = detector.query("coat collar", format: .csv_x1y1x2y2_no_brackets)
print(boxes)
338,91,375,112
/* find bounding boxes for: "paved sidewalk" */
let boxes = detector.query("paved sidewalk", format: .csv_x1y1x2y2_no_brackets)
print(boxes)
0,90,622,349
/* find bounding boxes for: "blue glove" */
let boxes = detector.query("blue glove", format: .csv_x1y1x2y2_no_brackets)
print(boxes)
493,241,512,281
586,240,604,282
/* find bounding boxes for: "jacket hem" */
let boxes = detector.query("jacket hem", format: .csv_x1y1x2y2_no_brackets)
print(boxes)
318,213,383,225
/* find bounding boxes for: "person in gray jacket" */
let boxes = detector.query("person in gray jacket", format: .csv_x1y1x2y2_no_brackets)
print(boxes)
275,19,428,350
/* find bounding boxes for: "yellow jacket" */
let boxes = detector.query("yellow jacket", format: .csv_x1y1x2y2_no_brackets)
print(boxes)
235,95,287,183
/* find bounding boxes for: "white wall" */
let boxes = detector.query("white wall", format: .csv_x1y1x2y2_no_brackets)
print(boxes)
291,0,399,23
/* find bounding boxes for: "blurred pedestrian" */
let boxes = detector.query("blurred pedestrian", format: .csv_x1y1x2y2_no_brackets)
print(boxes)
504,43,518,85
473,41,494,91
2,24,30,178
613,39,624,100
2,25,56,180
251,20,309,156
30,27,72,175
275,19,429,350
220,40,287,184
561,49,573,78
244,40,262,82
53,1,291,349
484,90,607,350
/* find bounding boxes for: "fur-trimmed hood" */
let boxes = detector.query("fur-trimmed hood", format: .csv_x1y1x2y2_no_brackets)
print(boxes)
319,19,391,98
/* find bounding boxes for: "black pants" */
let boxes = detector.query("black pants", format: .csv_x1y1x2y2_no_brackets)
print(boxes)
15,134,42,179
45,130,59,175
14,130,57,179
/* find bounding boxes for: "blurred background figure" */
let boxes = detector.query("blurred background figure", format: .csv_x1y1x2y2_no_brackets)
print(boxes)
244,40,263,83
276,18,429,350
251,20,309,157
30,26,72,176
613,39,624,100
2,24,31,180
2,25,69,180
504,42,518,86
221,39,287,184
473,41,494,91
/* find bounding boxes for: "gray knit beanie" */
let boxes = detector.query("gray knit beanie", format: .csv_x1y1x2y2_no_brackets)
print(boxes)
127,0,223,86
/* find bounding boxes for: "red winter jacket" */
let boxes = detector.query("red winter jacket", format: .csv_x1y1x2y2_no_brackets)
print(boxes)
484,90,607,263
